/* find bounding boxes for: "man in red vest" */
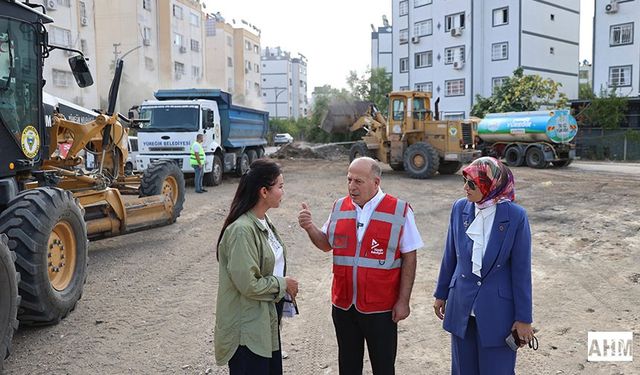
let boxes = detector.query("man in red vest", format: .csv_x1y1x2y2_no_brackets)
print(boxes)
298,157,423,375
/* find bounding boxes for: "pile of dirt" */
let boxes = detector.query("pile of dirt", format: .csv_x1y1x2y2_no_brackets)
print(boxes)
271,142,349,161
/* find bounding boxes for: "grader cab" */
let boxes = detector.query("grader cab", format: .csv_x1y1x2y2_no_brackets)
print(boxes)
324,91,481,178
0,1,185,368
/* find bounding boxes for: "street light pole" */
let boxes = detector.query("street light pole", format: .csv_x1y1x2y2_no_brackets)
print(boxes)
273,87,287,119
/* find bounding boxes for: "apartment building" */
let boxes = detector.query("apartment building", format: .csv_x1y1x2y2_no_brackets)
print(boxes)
592,0,639,96
371,16,393,74
261,47,309,119
234,26,262,106
579,60,592,88
391,0,580,119
41,0,99,109
204,12,235,93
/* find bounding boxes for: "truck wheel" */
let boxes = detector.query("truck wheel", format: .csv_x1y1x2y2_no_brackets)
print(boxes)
0,234,19,370
256,147,265,159
0,188,88,326
525,147,548,169
247,149,258,164
140,160,185,222
349,141,372,162
204,155,223,186
552,159,572,168
504,146,524,167
235,152,250,177
438,161,463,175
389,163,404,171
403,142,440,179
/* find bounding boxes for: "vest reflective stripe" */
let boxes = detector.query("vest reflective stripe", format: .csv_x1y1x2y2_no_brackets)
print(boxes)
327,197,354,245
190,142,205,165
333,255,403,269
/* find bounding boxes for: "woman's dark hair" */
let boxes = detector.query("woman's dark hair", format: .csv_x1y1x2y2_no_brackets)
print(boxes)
216,158,282,259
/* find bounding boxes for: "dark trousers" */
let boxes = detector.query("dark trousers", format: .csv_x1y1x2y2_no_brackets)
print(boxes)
331,305,397,375
193,164,203,192
451,317,516,375
228,300,284,375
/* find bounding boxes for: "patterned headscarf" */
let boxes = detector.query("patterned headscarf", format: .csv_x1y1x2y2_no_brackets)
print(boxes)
462,156,515,209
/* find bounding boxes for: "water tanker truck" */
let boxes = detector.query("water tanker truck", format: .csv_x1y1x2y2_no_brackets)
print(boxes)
477,109,578,168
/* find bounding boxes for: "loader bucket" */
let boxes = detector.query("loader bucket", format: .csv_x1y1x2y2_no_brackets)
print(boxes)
320,100,371,134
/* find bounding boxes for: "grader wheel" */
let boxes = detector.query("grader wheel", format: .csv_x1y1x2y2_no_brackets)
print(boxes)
140,159,186,222
0,234,19,370
0,188,88,326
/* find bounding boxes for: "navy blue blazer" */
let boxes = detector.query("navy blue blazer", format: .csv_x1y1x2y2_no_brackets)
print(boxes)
434,198,532,347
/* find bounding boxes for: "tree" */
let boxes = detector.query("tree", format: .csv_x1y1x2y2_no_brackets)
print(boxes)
471,67,569,118
346,67,392,115
579,83,595,100
575,88,628,129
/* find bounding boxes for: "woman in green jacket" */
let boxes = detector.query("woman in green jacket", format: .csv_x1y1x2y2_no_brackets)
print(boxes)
215,159,298,375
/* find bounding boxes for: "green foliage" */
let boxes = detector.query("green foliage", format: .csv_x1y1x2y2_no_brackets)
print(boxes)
471,67,569,118
347,68,392,115
579,83,595,100
575,88,628,129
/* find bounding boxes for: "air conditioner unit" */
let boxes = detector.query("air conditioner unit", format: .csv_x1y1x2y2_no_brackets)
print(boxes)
453,61,464,70
143,38,151,46
45,0,57,10
605,1,618,13
411,36,420,44
451,27,462,37
80,16,88,26
179,46,187,53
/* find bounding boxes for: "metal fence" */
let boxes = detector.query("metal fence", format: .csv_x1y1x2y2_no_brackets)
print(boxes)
576,128,640,161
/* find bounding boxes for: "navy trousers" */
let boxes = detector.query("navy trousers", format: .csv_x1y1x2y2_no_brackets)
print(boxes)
451,317,516,375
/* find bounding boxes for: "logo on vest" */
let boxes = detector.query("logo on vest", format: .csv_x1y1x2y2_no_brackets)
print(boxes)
370,239,384,255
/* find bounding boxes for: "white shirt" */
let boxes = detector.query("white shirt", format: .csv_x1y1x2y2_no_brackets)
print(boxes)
321,189,423,253
257,218,285,277
466,204,497,277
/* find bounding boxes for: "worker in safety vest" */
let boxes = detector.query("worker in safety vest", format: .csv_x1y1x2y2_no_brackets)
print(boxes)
190,133,206,193
298,156,423,375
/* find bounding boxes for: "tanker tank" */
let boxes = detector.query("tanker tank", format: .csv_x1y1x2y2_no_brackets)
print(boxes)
478,110,578,144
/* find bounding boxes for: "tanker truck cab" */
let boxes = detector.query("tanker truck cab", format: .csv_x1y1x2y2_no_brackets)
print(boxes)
136,99,222,185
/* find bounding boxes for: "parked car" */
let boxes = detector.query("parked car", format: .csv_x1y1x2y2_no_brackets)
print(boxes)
274,133,294,145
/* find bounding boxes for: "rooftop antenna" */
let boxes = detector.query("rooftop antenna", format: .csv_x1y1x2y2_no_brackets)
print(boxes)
382,15,389,27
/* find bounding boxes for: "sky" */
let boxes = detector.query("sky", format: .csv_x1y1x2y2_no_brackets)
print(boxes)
204,0,594,91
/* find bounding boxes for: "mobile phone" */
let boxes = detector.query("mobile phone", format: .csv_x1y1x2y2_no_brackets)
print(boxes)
505,330,520,351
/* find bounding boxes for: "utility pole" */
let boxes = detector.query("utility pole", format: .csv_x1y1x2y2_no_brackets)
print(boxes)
273,87,287,119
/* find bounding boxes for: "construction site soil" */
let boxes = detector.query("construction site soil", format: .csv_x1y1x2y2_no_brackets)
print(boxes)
3,156,639,375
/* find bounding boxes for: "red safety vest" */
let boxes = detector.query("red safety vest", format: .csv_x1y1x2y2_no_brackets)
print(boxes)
327,194,408,313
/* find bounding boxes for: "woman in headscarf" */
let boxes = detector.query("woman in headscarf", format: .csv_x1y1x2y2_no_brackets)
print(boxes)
432,157,534,375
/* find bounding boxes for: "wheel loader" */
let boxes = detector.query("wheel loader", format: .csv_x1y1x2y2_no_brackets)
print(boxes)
323,91,481,178
0,1,185,368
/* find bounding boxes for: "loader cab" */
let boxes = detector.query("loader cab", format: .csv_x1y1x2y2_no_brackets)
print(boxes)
389,94,407,136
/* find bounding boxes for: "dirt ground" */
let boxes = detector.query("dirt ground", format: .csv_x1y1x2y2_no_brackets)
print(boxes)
3,157,640,375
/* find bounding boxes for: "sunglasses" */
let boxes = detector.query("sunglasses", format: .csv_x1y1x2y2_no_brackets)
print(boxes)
463,177,476,190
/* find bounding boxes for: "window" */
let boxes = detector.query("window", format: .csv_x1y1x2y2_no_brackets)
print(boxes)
414,19,433,36
173,33,183,46
400,1,409,16
205,19,216,36
192,66,201,79
491,42,508,60
492,77,508,93
174,62,185,79
79,1,87,17
399,28,409,44
254,44,259,54
143,27,151,44
392,99,406,120
610,23,633,46
415,82,433,92
173,5,183,19
190,13,199,27
80,39,87,54
254,63,260,73
579,70,589,79
609,65,632,87
143,0,151,11
56,0,70,7
492,7,508,26
549,47,555,54
50,26,71,47
52,69,72,87
145,57,154,71
400,58,409,72
414,0,431,7
226,36,232,46
415,51,432,68
190,39,200,52
245,40,251,50
443,112,465,120
445,79,465,96
444,46,465,64
550,14,555,21
399,86,409,91
445,12,465,32
227,57,233,67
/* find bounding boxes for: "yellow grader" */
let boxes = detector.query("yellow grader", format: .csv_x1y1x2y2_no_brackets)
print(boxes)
323,91,481,178
0,1,184,368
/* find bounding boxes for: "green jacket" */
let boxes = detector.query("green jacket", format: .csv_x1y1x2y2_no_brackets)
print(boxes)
214,211,287,365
